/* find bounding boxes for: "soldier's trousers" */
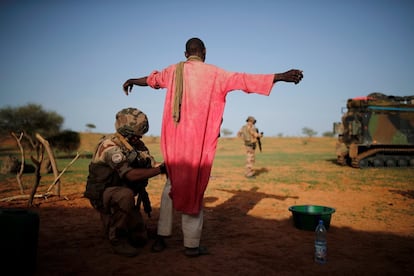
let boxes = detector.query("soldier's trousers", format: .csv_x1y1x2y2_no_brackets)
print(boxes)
244,145,256,177
100,186,146,243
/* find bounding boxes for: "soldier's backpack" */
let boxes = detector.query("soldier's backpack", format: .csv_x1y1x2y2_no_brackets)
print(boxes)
84,163,120,211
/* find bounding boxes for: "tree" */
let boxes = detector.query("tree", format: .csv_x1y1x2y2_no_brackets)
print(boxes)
0,104,79,203
85,123,96,132
302,127,317,138
0,103,65,177
0,103,64,143
49,130,81,153
301,127,317,145
221,128,233,137
322,131,334,137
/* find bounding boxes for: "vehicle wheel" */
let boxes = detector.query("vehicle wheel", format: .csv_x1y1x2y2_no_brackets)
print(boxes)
373,159,383,167
358,159,368,168
397,159,407,167
385,159,396,167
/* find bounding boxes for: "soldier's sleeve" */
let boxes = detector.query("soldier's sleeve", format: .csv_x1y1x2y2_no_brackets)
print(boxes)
101,141,132,179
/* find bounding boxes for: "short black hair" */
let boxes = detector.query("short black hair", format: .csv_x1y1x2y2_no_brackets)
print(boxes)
185,38,205,55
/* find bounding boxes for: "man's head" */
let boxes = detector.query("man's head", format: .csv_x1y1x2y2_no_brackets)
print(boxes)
246,116,256,124
115,108,149,139
185,37,206,61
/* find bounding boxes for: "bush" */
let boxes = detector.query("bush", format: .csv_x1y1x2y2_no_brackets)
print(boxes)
49,130,80,153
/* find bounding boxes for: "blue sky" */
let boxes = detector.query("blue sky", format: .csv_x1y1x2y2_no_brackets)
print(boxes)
1,0,413,137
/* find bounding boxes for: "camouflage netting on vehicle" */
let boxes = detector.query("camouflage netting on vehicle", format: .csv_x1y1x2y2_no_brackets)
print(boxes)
334,93,414,168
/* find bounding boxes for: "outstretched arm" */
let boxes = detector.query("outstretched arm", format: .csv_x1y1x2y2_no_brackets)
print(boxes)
123,77,149,95
273,69,303,84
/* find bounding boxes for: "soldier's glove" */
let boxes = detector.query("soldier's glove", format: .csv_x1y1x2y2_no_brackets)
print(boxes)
158,162,167,175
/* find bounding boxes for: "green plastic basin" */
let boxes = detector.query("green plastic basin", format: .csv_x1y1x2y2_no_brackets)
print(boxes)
288,205,335,231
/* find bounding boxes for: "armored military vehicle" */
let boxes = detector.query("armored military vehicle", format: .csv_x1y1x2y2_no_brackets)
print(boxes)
334,93,414,168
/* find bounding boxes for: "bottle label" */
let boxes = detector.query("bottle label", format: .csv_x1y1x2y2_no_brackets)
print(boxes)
315,244,327,263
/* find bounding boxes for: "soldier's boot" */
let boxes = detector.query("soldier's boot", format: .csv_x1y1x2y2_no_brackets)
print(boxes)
128,229,148,248
111,228,140,256
111,239,139,257
127,219,148,248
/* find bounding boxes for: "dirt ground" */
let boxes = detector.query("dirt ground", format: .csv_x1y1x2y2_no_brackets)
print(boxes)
0,136,413,275
0,172,413,276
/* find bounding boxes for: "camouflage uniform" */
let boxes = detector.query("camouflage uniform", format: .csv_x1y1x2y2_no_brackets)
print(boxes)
238,116,261,178
85,108,157,256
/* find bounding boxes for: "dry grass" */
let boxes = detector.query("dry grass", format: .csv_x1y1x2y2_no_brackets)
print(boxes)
1,134,413,198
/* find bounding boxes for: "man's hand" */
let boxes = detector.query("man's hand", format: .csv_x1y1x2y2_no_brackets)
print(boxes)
274,69,303,84
122,77,149,95
123,79,134,95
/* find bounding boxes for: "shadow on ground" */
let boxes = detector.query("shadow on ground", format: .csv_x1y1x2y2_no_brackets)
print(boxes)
0,187,413,276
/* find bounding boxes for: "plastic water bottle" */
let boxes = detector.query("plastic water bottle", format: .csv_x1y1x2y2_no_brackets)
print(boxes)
314,219,327,264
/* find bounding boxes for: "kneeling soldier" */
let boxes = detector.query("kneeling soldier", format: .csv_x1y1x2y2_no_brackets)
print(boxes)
84,107,166,257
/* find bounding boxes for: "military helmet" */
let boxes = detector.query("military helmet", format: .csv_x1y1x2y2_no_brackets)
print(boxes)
115,108,149,137
246,116,256,124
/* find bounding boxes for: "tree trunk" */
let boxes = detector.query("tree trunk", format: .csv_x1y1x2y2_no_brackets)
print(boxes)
28,151,43,207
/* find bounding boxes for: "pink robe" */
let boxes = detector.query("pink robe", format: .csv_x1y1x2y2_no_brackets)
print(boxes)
147,60,274,215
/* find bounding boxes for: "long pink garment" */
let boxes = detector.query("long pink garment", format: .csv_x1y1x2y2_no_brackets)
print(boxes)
147,60,274,214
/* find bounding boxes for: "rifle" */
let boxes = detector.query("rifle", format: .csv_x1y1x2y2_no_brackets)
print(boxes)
137,187,152,218
126,149,153,218
256,129,263,152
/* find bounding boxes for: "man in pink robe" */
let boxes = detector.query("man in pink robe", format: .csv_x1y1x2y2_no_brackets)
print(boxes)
122,37,303,256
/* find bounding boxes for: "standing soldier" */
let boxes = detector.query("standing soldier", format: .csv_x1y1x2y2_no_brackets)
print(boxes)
238,116,263,178
84,107,166,257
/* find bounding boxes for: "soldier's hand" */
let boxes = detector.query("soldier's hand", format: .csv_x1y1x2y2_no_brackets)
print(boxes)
158,162,167,175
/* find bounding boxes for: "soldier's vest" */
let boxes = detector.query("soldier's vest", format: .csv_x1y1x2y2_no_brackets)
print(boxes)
84,135,152,211
241,125,257,147
240,125,251,142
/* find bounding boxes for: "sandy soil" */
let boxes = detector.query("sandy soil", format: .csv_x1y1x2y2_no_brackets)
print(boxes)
0,136,413,275
1,173,413,276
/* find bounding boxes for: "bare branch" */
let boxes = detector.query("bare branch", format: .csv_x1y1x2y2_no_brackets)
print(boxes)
36,133,61,196
11,131,25,194
28,147,43,207
46,152,80,193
